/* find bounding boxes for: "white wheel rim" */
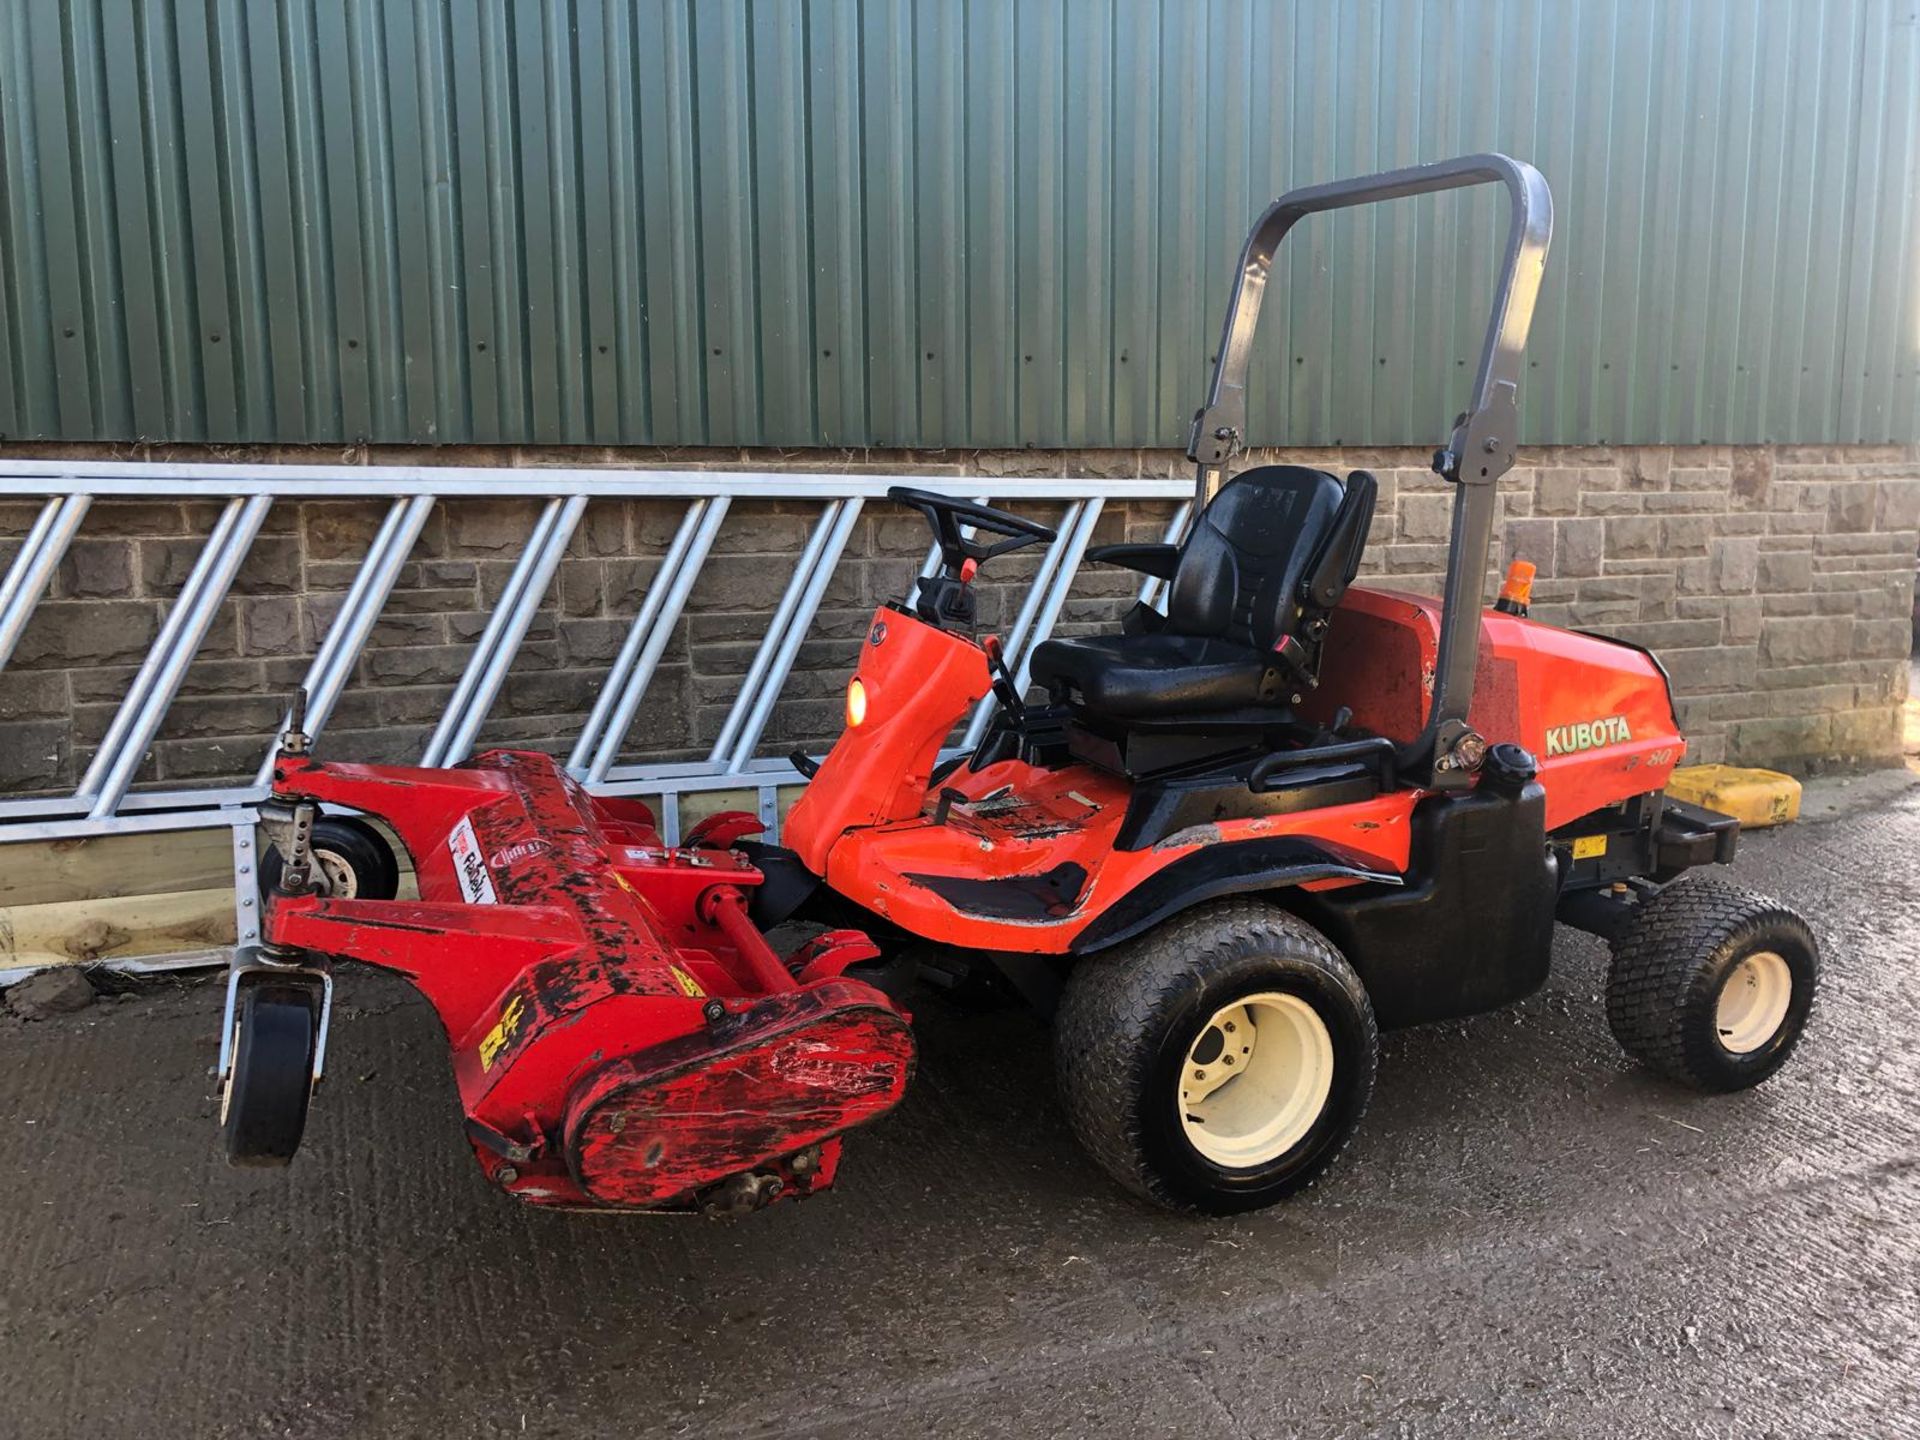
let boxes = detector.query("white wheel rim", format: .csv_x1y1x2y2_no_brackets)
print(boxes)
312,850,357,900
1715,950,1793,1054
1180,991,1335,1169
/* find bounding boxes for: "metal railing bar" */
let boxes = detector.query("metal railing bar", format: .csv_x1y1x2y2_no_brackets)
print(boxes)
254,495,436,784
570,498,709,772
1009,499,1105,697
422,494,588,767
0,495,92,671
572,499,718,779
599,755,799,781
0,785,266,820
79,497,275,818
420,498,567,765
1139,499,1194,611
723,498,865,773
232,824,260,947
592,744,969,799
0,463,1188,503
996,503,1084,675
706,500,845,765
959,501,1082,749
0,499,61,621
0,809,262,845
580,497,732,783
0,751,883,835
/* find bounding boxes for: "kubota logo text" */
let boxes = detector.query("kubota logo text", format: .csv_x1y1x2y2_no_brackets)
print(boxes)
1545,714,1632,757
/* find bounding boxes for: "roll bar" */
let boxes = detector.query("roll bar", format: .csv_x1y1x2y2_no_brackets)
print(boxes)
1187,153,1553,790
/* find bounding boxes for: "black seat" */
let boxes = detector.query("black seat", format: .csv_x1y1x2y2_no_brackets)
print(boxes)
1030,466,1375,726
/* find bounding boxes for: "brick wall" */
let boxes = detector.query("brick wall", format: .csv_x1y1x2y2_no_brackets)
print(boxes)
0,441,1913,793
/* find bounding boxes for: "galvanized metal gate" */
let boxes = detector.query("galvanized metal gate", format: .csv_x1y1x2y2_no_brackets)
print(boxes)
0,459,1189,962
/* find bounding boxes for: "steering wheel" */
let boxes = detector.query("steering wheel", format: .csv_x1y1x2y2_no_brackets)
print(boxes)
886,487,1057,573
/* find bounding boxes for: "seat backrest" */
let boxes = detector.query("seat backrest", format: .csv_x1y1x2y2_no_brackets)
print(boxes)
1164,465,1355,649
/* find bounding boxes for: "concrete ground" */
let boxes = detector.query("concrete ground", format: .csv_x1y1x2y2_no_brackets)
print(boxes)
2,778,1917,1439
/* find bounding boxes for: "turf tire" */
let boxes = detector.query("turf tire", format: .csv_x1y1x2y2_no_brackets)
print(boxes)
1054,898,1376,1215
1606,877,1818,1093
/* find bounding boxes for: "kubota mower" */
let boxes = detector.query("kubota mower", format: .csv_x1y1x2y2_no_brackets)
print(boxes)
218,154,1819,1218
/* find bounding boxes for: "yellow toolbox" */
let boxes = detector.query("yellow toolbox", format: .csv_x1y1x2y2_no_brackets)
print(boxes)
1665,765,1802,828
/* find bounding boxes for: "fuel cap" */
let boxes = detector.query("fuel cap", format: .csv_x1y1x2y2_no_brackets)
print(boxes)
1480,742,1538,794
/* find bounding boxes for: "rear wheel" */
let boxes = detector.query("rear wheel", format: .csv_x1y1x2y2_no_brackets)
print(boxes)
1606,877,1818,1092
1054,899,1376,1215
221,978,321,1166
261,816,399,901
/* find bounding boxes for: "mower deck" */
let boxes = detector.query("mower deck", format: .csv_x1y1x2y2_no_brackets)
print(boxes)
259,749,913,1212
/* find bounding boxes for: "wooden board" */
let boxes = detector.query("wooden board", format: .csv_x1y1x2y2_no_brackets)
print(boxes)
0,829,237,908
0,887,235,967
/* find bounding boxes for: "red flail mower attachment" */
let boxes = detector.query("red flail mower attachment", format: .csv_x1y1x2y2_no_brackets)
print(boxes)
240,747,913,1215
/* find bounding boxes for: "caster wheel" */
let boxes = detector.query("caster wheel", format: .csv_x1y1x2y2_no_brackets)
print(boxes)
261,816,400,901
1054,899,1377,1215
221,978,321,1167
1606,877,1818,1092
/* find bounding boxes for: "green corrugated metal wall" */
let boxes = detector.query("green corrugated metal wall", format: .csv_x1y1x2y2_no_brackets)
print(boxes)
0,0,1915,450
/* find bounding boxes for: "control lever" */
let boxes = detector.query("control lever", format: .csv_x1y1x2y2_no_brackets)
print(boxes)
982,634,1026,721
1311,705,1354,747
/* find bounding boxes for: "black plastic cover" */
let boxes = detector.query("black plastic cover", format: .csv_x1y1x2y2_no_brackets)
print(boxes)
1295,783,1559,1030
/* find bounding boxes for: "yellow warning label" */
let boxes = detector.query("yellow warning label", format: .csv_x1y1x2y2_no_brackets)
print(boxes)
1571,834,1608,861
478,995,526,1072
668,965,706,999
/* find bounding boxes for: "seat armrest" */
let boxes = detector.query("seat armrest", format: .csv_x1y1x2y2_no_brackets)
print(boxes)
1086,542,1180,580
1299,470,1378,608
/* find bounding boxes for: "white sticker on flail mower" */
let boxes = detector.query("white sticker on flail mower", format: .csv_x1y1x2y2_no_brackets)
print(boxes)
448,816,498,905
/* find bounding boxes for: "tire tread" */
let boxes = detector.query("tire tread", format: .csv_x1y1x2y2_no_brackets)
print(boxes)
1055,898,1376,1211
1606,876,1817,1092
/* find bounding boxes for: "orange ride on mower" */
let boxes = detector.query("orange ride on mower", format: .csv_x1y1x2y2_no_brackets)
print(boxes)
218,154,1818,1217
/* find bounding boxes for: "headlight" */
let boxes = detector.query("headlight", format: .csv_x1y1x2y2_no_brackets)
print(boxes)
846,677,869,728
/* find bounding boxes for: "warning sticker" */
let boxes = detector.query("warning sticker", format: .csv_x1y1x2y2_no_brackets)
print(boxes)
668,965,707,998
479,995,525,1071
448,816,498,905
1571,834,1608,861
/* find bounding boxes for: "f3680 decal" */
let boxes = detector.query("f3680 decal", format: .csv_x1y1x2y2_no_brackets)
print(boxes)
1545,714,1632,757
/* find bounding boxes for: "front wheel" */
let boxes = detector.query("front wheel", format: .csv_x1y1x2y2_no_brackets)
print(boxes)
1054,899,1377,1215
221,978,322,1166
260,816,400,901
1606,877,1818,1092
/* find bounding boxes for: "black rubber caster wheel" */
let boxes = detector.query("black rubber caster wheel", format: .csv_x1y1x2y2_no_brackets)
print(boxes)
261,816,400,901
221,978,322,1167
